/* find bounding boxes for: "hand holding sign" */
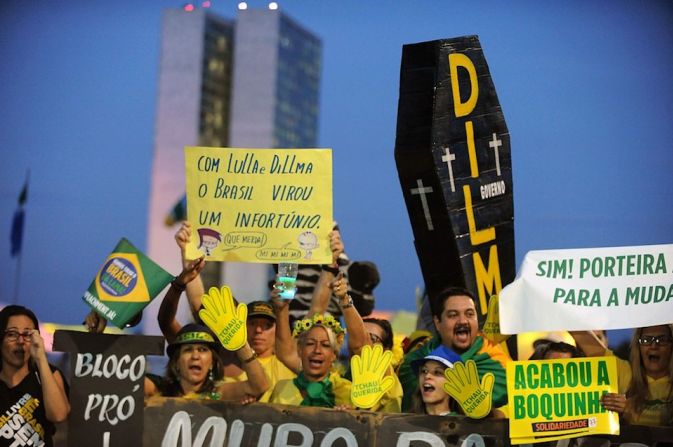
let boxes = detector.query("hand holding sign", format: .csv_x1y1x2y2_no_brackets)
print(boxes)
350,344,394,409
198,286,247,351
443,359,494,419
175,221,204,265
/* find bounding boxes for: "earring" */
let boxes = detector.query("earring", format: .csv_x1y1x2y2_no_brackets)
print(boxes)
208,368,214,382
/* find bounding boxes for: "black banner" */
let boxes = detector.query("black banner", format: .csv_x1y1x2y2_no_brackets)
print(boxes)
394,36,515,322
53,330,164,447
141,398,672,447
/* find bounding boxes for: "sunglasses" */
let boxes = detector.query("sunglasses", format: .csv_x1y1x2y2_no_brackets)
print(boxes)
4,330,33,342
638,335,673,346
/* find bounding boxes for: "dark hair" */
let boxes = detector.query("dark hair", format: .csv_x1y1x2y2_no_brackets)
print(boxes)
529,341,581,360
430,287,476,319
163,343,224,397
0,305,39,335
363,318,393,350
0,306,40,372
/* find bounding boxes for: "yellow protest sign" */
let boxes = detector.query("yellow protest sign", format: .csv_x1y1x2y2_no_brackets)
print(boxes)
350,344,395,409
506,357,619,444
185,147,333,264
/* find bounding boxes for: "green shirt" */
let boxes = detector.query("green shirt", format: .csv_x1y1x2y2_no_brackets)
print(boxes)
398,335,510,412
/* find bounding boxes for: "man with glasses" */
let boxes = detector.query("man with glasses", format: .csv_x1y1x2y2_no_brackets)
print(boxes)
0,305,70,446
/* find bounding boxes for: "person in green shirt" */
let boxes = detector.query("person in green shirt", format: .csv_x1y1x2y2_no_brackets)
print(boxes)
399,287,510,413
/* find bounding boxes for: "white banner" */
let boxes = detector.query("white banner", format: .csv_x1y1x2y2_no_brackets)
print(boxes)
499,244,673,334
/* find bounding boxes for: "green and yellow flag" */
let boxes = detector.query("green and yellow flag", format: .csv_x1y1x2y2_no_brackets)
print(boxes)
82,238,173,328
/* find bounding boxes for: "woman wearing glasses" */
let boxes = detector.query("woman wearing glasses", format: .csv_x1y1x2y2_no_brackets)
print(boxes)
572,325,673,426
0,305,70,447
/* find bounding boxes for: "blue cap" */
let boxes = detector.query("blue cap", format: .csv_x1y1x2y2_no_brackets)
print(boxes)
412,345,461,375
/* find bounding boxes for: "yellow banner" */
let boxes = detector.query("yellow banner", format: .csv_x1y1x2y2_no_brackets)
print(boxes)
185,147,333,264
506,357,619,444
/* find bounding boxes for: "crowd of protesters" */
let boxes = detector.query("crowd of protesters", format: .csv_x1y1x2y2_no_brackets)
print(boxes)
1,222,671,445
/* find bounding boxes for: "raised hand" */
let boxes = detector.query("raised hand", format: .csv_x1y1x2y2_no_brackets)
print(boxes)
328,230,344,265
329,272,349,300
350,344,394,409
84,310,107,333
175,221,204,262
176,256,206,286
443,359,494,419
28,329,47,361
198,286,247,351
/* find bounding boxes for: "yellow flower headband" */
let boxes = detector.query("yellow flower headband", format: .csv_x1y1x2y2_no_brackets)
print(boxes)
292,314,345,344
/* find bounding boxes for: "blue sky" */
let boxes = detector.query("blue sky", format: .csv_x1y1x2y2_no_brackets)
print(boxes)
1,1,672,343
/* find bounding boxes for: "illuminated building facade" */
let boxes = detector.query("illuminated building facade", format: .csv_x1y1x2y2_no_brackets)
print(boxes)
145,6,321,335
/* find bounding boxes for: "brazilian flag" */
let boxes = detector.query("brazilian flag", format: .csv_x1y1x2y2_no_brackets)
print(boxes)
82,238,173,328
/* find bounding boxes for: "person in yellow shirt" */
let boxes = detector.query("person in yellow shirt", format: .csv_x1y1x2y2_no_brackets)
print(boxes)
244,301,296,402
572,325,673,426
269,314,351,407
144,323,268,401
270,274,401,412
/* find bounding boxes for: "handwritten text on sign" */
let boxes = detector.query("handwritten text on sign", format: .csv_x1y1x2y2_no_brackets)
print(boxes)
185,147,333,264
499,244,673,333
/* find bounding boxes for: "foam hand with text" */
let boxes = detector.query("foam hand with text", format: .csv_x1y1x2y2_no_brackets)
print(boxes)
199,286,247,351
443,359,494,419
482,294,510,344
350,344,394,409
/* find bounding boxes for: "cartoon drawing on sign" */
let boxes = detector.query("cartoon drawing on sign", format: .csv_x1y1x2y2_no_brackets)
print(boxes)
197,228,222,256
298,231,319,260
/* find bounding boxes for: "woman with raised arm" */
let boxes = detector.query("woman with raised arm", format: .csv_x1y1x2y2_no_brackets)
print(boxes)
144,323,268,401
271,269,401,411
0,305,70,447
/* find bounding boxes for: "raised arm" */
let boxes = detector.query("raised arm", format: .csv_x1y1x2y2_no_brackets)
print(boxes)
331,272,368,355
157,257,205,343
217,341,269,399
175,221,206,319
308,229,344,317
271,287,301,374
569,330,608,357
29,330,70,423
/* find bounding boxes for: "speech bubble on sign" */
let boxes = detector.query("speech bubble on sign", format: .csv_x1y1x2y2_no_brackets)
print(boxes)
223,231,267,249
255,247,302,262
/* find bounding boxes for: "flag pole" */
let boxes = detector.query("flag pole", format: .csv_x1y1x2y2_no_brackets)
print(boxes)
12,246,23,305
12,169,30,305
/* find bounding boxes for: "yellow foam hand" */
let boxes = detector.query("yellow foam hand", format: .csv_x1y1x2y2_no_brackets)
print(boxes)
198,286,247,351
482,294,510,344
443,359,494,419
350,344,395,409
